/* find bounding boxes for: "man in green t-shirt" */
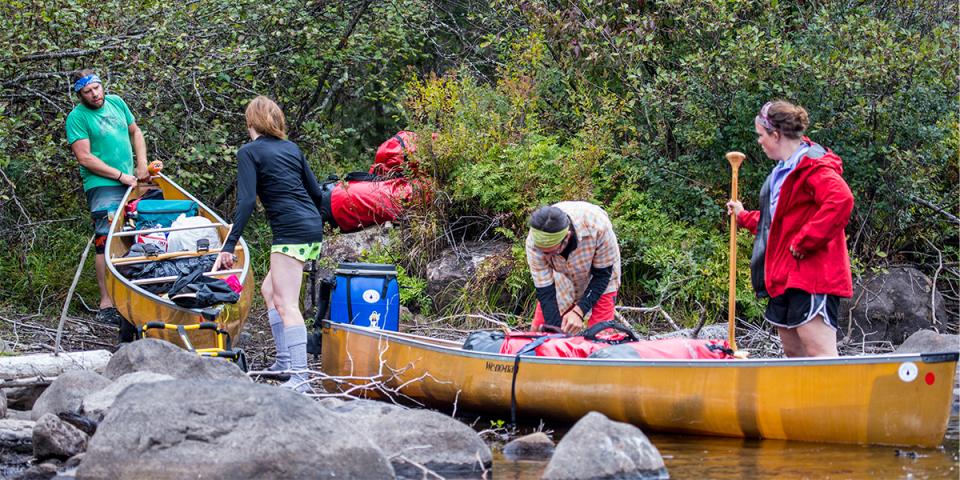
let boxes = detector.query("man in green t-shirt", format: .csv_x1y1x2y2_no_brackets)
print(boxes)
66,68,148,332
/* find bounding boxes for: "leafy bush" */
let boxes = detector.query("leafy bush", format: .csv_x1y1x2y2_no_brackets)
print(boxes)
0,0,955,328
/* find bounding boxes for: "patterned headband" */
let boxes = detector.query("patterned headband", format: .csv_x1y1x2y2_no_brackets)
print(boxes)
73,74,101,93
755,101,775,131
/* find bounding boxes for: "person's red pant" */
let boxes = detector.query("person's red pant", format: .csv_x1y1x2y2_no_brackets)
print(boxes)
531,291,617,332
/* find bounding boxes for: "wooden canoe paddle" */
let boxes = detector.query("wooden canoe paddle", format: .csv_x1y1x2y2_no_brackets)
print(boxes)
726,151,746,352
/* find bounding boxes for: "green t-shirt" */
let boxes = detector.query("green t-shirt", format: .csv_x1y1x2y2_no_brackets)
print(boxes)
66,94,136,191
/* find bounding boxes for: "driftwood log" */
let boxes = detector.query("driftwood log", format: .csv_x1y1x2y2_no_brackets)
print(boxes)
0,350,111,382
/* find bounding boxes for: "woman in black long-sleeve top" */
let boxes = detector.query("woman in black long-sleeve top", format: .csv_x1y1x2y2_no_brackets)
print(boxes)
215,96,324,393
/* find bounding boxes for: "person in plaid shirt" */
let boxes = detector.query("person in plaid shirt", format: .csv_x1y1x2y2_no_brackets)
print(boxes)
526,201,621,334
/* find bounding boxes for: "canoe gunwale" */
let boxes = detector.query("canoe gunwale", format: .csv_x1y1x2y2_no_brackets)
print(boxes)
323,321,960,368
104,173,252,316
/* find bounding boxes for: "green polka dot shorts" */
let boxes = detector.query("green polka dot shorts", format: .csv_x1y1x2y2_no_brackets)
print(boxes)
271,242,322,262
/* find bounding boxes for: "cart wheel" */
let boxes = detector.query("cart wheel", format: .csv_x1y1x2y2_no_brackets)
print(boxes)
119,318,138,343
235,349,248,372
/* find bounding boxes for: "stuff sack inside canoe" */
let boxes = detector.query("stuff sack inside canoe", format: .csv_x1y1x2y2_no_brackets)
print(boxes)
463,322,635,358
463,321,735,360
586,338,735,360
133,199,198,229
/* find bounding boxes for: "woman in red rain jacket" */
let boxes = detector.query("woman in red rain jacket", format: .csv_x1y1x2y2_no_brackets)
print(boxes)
727,100,854,358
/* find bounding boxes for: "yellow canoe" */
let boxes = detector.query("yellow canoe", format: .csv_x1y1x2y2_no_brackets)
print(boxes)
321,321,958,447
104,174,254,350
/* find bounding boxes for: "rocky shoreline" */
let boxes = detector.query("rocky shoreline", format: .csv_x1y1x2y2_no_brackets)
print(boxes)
0,328,956,480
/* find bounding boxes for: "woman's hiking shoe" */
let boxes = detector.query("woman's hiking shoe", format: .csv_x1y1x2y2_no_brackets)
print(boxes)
280,375,314,394
263,362,291,380
95,307,122,326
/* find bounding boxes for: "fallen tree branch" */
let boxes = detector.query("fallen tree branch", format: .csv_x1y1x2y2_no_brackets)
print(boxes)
0,376,53,389
0,350,111,380
908,194,960,225
616,305,679,331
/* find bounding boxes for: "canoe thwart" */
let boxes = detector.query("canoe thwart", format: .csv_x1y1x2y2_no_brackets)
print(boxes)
113,222,226,237
129,269,242,286
111,247,242,266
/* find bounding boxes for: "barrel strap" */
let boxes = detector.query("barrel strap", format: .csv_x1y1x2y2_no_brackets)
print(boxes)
509,333,564,424
394,134,408,164
346,276,355,324
380,275,394,301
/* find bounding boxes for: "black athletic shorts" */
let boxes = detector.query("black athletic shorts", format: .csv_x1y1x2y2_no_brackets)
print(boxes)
85,186,127,254
764,288,840,330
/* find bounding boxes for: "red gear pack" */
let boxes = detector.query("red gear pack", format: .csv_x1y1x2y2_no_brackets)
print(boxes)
471,322,735,360
587,338,735,360
328,178,420,233
372,131,418,177
324,131,429,232
498,333,610,358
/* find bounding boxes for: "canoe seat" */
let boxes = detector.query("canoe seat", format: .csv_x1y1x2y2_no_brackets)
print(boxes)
130,269,243,286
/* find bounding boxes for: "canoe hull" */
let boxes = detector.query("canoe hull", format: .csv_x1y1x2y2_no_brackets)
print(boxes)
104,174,254,349
321,322,957,447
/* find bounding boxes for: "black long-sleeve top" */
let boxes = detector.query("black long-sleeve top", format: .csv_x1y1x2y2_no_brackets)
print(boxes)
222,136,325,253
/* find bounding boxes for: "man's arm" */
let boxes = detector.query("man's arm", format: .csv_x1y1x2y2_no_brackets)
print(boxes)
129,123,148,180
70,139,137,187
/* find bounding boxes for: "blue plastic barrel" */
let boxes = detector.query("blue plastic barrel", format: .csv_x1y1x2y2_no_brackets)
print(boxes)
329,263,400,331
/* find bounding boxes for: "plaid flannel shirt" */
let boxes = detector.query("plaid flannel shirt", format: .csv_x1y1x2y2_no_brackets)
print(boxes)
525,201,621,313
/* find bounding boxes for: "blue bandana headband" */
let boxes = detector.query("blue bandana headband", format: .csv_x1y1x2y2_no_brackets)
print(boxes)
73,74,101,93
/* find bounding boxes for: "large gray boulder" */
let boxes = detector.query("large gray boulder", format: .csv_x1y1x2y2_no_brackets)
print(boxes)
76,380,395,479
840,266,950,345
102,339,249,382
32,413,88,460
31,371,111,421
324,223,394,263
81,371,174,422
895,330,959,354
326,399,492,478
426,241,513,311
542,412,667,480
1,388,6,418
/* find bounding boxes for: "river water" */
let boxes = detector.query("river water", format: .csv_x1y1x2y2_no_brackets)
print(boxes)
492,415,959,479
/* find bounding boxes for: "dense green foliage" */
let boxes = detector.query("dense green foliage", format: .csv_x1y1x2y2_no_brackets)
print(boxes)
0,0,956,326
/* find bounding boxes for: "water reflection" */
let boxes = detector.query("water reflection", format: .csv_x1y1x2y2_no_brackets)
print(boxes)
493,415,959,480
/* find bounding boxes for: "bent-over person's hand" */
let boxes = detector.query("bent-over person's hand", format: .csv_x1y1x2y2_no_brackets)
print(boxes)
561,307,585,335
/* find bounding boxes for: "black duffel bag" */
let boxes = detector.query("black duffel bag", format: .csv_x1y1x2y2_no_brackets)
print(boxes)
462,330,506,353
117,244,217,294
166,265,239,309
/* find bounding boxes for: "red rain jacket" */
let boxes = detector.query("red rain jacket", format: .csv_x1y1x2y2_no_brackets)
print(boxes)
736,139,854,298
